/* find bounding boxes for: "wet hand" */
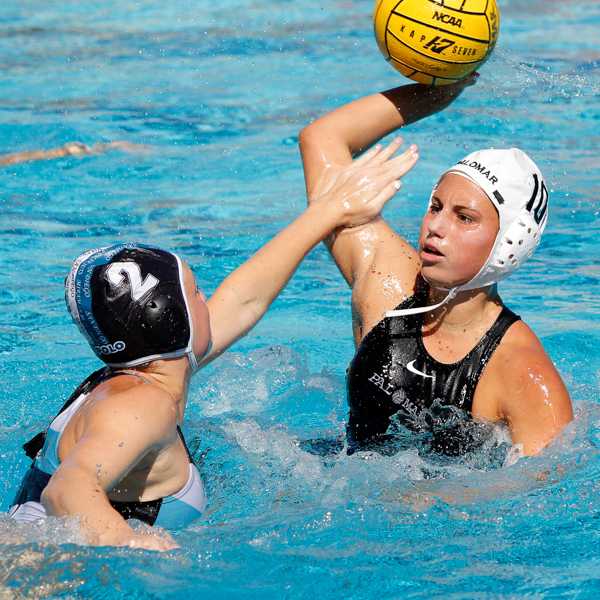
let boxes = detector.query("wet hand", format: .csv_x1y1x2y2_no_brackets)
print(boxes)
126,530,179,552
310,138,419,229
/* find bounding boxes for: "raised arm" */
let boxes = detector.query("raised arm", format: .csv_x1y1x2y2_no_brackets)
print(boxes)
299,80,476,197
202,145,414,364
298,80,475,341
300,82,476,279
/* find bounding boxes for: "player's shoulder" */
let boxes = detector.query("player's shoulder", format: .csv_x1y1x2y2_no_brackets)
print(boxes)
489,315,573,430
87,376,178,435
499,318,544,353
493,318,561,387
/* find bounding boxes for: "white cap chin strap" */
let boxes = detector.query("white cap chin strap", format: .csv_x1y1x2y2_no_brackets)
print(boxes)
385,286,457,318
384,279,497,319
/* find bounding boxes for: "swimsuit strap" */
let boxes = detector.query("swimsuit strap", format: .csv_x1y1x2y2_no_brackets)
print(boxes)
476,305,521,366
23,367,157,460
445,304,521,405
23,367,196,467
23,367,113,459
176,427,195,464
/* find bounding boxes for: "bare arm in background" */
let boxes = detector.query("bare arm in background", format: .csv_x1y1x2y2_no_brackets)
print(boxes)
0,141,147,166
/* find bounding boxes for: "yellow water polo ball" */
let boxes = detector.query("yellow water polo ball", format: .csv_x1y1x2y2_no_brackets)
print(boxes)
374,0,500,85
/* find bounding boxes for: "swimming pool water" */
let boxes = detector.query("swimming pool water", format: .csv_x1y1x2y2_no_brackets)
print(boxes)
1,0,599,597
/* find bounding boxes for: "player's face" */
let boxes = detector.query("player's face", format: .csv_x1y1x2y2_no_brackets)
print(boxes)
182,264,212,360
418,173,499,288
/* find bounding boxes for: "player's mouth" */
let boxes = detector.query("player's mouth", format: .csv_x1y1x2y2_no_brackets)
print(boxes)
420,242,445,263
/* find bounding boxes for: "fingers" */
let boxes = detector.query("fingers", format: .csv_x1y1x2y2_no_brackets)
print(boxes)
370,178,404,214
370,140,417,173
351,141,417,183
353,136,405,170
376,144,419,184
127,532,180,552
433,71,478,98
359,144,417,205
129,538,179,552
440,72,478,93
461,71,479,87
342,142,417,202
356,137,405,171
343,137,415,181
351,143,384,168
367,137,404,166
324,139,418,229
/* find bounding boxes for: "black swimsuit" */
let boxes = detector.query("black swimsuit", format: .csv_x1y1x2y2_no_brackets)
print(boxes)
346,284,520,456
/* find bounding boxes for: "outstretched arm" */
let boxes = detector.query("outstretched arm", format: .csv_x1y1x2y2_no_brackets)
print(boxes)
201,144,415,364
0,144,87,165
0,141,146,166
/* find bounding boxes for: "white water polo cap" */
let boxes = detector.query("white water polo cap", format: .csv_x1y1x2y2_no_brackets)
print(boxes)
443,147,549,291
386,148,549,318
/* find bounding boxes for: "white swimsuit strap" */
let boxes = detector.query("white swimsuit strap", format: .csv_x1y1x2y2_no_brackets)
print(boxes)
385,288,457,318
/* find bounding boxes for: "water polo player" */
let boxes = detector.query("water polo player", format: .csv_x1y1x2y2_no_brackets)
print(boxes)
299,79,573,457
8,148,414,550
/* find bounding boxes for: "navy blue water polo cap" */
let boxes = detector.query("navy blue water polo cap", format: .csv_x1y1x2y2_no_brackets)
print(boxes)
65,243,198,370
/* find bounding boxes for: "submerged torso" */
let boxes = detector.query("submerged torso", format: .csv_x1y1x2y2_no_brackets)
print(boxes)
347,286,520,455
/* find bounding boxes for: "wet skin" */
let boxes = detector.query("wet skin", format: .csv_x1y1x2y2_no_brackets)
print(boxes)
299,82,573,455
419,173,499,290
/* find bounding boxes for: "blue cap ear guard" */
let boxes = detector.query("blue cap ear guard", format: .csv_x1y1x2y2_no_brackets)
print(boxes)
65,243,197,369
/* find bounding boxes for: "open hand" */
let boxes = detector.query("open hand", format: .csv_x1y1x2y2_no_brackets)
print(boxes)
310,138,419,229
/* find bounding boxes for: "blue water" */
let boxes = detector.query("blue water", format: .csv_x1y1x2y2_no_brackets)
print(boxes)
1,0,599,597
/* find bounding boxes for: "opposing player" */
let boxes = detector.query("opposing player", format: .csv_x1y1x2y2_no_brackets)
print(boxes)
8,146,414,550
299,80,573,457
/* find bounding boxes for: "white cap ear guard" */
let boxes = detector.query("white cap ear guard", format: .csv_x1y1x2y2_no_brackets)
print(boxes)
444,147,548,291
386,148,549,318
